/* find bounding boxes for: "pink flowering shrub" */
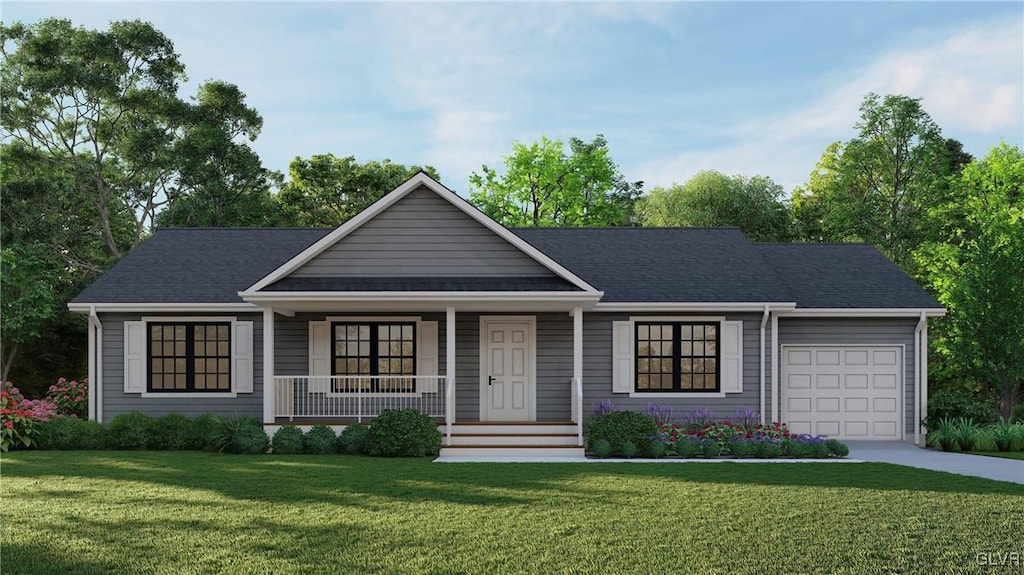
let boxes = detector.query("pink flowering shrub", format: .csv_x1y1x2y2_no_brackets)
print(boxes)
20,399,58,422
1,382,37,451
46,378,88,419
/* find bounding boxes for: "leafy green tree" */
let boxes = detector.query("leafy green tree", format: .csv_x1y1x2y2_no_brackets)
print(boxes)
915,144,1024,418
277,155,439,227
469,135,642,227
0,245,59,382
790,93,954,268
636,170,791,241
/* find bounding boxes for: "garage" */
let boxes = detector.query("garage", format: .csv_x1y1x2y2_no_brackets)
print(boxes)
782,346,903,440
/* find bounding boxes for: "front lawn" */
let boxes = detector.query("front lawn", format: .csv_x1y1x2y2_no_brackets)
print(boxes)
2,452,1022,574
967,451,1024,460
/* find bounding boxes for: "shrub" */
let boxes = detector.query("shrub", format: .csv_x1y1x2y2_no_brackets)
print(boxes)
152,413,194,450
272,426,305,454
337,424,371,455
727,437,752,458
924,389,998,429
592,438,613,458
697,422,744,450
621,440,639,459
752,438,781,459
231,424,269,455
646,439,666,459
826,438,849,457
189,414,224,450
35,416,106,450
784,439,810,458
700,439,721,458
683,407,715,431
106,412,157,450
1,383,37,451
45,378,89,419
809,441,830,459
952,418,981,452
368,409,442,457
210,416,262,453
985,419,1023,452
675,436,701,458
586,410,658,456
303,425,337,454
926,418,957,451
20,398,58,422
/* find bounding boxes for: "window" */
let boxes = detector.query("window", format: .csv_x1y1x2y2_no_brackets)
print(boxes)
332,322,416,392
635,322,719,392
149,323,231,392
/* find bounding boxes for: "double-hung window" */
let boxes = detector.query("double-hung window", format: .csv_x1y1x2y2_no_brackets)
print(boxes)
635,322,719,393
332,322,416,392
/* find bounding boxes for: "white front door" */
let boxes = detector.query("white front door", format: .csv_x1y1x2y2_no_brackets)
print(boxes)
480,317,535,421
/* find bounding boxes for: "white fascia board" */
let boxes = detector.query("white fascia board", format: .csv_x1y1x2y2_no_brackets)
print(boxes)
67,302,260,314
244,172,601,295
239,291,604,304
594,302,798,312
776,308,947,318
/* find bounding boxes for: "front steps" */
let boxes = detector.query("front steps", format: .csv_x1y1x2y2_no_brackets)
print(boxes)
440,422,585,458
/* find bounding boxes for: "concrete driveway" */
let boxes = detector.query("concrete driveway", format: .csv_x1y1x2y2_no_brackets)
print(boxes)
847,441,1024,485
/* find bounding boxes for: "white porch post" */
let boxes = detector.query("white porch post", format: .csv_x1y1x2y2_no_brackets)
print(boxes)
262,307,275,423
572,306,584,444
446,306,456,441
87,306,96,421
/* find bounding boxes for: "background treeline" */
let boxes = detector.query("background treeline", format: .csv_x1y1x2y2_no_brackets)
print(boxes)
2,19,1020,419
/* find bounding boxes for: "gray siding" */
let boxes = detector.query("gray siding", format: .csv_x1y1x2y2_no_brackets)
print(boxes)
583,313,768,421
100,313,264,421
778,317,918,435
291,187,556,278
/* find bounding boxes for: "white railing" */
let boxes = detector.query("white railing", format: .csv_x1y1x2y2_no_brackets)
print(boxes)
274,376,446,422
574,376,584,446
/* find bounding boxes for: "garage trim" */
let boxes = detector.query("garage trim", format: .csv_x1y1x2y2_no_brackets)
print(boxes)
780,343,906,441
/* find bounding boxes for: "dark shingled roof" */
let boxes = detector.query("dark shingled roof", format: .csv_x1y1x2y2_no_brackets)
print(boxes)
72,226,941,309
754,243,942,309
70,228,332,304
512,227,793,303
266,276,580,292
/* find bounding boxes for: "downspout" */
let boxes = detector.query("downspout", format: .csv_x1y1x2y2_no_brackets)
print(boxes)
914,311,926,446
759,305,769,425
88,306,104,423
770,311,779,424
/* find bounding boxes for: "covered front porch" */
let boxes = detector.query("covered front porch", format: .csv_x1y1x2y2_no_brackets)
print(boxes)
257,300,590,450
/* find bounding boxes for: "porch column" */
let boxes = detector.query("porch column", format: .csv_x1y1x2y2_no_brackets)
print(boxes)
573,306,583,442
87,307,96,421
262,307,275,423
446,306,456,440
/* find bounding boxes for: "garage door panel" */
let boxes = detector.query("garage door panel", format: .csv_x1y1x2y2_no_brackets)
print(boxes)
783,346,902,440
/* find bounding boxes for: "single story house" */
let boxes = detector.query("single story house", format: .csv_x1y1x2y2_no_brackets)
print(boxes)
70,173,944,456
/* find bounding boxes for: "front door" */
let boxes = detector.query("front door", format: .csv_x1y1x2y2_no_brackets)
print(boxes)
480,317,535,421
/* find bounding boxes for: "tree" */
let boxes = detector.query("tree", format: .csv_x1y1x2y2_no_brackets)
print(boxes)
469,135,642,227
277,155,440,227
0,245,59,382
915,144,1024,418
790,93,955,268
636,170,791,241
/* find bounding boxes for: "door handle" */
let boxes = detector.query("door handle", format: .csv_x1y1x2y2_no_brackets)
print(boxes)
488,375,495,386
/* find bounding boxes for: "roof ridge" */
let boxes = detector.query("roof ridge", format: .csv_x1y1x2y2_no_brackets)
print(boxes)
154,226,335,231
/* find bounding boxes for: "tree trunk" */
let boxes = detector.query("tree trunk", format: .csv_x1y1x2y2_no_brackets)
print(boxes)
1001,385,1018,421
1,343,18,383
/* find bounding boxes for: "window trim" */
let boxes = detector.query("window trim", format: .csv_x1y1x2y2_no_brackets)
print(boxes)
138,316,240,398
623,316,731,398
329,321,417,393
634,321,721,394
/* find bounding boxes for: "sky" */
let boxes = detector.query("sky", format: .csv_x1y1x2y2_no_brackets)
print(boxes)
5,1,1023,194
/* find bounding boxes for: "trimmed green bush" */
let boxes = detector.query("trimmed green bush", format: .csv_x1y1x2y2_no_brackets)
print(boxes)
647,439,667,459
924,389,998,429
809,441,830,459
368,409,442,457
675,437,700,458
753,439,781,459
272,426,305,454
106,412,157,450
700,439,721,458
303,425,337,454
591,438,613,458
230,424,269,454
35,416,106,450
189,414,223,450
586,410,658,457
727,437,752,458
621,441,639,459
826,438,849,457
337,424,371,455
210,416,263,453
152,413,194,450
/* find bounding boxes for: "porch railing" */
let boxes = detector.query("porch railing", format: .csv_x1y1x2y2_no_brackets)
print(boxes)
273,376,446,422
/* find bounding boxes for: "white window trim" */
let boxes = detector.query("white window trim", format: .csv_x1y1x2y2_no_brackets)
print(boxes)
137,315,241,398
321,315,429,398
624,315,736,398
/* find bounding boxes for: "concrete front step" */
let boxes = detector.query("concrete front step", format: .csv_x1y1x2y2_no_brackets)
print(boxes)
447,433,580,446
446,423,578,435
439,446,586,458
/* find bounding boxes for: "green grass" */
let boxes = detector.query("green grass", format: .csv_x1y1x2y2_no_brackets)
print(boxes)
967,451,1024,460
3,452,1023,574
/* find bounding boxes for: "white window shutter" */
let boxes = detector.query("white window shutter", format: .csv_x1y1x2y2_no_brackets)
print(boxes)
309,321,330,393
417,321,439,392
721,320,744,393
232,321,254,393
612,321,634,393
123,321,147,393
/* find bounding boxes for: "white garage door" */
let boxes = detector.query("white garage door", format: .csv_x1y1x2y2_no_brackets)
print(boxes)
782,346,902,440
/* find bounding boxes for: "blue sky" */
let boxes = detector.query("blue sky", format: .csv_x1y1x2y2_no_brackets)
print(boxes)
6,2,1023,193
